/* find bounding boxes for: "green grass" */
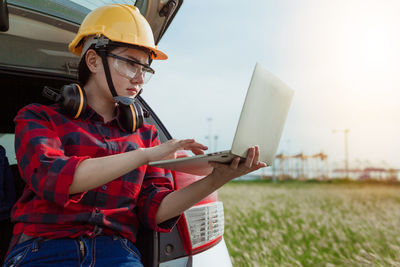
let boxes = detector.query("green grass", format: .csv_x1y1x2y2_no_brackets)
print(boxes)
218,181,400,267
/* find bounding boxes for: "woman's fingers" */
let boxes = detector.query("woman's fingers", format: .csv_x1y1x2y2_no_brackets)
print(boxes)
181,140,208,155
207,146,268,182
191,148,206,155
176,139,194,148
178,139,207,151
231,146,266,171
253,145,260,166
244,146,255,168
146,138,207,162
230,157,241,169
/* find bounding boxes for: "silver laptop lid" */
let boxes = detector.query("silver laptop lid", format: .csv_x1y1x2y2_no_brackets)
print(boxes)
231,63,294,166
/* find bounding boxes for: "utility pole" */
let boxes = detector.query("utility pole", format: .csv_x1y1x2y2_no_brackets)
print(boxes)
344,129,350,178
332,129,350,178
205,117,213,151
205,117,219,152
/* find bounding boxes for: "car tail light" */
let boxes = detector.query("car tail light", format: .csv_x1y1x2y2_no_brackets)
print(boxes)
183,202,224,250
172,170,225,254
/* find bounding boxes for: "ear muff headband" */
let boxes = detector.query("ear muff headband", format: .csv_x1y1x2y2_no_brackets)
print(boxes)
129,104,137,133
74,84,85,119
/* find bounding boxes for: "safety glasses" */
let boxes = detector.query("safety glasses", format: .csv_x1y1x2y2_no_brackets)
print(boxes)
108,53,155,83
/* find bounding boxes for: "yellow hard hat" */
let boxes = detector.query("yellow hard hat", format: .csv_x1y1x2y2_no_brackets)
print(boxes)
68,4,167,60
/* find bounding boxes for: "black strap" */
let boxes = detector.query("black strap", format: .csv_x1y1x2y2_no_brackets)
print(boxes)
97,49,119,99
42,86,62,102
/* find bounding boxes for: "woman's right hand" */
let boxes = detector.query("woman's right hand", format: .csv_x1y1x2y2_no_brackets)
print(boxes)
143,139,208,163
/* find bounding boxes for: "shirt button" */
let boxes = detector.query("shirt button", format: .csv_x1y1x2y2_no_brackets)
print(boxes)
102,185,108,190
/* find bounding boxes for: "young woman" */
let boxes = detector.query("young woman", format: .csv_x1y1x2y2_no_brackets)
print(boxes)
4,4,265,266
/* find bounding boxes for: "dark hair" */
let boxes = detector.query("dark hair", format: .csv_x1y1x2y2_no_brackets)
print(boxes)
78,52,91,87
78,43,99,87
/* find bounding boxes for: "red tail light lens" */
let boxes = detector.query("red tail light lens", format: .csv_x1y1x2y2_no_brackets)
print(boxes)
185,202,224,249
180,202,224,253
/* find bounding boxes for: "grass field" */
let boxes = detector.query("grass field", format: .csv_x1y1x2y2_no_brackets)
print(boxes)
218,181,400,267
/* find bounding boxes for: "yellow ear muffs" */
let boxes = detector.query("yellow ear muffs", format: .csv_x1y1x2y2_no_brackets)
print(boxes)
43,83,145,132
60,83,87,119
118,103,144,133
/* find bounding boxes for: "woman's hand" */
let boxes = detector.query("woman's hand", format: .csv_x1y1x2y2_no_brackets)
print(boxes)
155,145,267,224
209,146,267,182
143,139,208,163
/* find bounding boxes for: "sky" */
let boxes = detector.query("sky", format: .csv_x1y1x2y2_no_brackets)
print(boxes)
142,0,400,170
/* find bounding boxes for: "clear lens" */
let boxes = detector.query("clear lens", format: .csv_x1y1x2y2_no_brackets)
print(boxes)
111,56,153,83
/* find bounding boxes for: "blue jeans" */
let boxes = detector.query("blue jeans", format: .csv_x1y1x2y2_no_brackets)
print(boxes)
3,235,143,267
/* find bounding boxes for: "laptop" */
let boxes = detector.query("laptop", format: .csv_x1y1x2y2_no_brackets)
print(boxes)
149,63,294,175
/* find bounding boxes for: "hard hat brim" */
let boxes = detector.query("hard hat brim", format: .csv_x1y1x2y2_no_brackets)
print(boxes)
69,35,168,60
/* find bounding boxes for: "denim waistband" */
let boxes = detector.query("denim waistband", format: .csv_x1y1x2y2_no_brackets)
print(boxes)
17,233,35,245
17,225,106,244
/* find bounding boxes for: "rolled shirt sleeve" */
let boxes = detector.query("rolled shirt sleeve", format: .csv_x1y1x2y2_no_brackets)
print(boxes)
136,128,180,232
14,104,90,207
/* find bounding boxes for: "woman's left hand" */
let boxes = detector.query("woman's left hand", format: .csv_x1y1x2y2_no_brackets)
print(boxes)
209,146,267,182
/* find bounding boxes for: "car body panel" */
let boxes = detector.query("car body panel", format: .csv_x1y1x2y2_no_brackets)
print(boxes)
159,238,232,267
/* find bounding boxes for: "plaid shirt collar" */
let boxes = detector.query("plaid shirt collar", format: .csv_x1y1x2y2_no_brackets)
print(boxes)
80,104,127,132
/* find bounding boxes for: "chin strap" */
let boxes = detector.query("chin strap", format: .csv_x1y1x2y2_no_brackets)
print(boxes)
97,49,119,98
93,36,142,106
97,48,142,106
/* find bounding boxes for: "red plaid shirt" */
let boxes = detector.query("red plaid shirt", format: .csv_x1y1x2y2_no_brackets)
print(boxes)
11,103,178,248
